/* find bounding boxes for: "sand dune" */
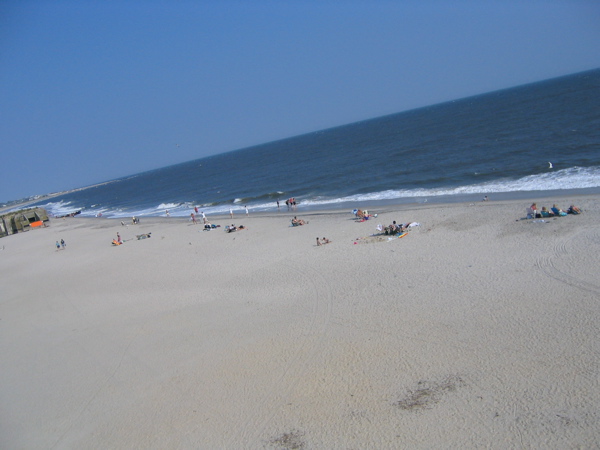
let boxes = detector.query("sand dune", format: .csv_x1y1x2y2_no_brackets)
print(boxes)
1,196,598,448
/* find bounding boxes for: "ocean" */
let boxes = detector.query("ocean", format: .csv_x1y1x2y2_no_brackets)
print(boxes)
28,68,600,218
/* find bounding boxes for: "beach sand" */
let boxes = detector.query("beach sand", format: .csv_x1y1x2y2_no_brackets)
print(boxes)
1,196,599,448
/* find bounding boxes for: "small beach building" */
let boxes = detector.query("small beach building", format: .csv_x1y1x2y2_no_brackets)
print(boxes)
0,207,50,238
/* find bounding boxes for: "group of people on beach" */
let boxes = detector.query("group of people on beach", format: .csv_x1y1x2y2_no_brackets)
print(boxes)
354,209,376,221
285,198,297,210
225,224,246,233
529,203,582,218
227,206,250,218
316,237,331,246
190,210,208,225
383,221,408,235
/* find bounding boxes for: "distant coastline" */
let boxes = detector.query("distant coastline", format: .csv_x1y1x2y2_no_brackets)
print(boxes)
0,179,119,214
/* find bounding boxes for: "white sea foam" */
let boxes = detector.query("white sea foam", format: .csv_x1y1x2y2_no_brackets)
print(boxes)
40,200,86,216
32,166,600,218
300,166,600,206
157,203,181,210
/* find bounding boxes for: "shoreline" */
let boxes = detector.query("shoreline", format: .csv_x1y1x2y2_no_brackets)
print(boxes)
3,186,599,219
1,194,599,447
97,190,600,222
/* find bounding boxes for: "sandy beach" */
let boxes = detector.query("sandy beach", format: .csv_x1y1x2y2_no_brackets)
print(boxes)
1,195,599,448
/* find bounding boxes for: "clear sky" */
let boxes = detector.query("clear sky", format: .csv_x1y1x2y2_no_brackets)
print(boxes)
1,0,599,202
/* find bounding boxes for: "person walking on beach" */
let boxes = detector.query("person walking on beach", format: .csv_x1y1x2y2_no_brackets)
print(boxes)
229,208,233,219
117,232,122,244
202,211,207,224
245,205,249,217
60,239,66,249
56,241,61,250
191,213,197,224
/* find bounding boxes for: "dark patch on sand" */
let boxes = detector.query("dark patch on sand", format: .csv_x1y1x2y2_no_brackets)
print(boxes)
395,374,466,411
267,429,305,449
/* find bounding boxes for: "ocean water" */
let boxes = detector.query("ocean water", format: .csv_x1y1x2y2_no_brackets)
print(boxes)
30,69,600,218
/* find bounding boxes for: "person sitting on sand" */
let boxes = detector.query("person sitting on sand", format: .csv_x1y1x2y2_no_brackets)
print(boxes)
384,223,395,235
356,209,375,221
540,206,554,217
568,205,582,214
530,203,539,218
321,237,331,244
385,221,404,235
292,216,306,226
551,204,567,216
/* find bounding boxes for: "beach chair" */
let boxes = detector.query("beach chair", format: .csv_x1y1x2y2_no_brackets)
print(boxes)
526,207,536,219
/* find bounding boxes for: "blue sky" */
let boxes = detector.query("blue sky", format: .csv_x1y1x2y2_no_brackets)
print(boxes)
1,0,599,202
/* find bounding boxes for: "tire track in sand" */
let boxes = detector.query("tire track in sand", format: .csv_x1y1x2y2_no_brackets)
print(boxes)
535,228,600,296
227,261,334,447
533,227,600,408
